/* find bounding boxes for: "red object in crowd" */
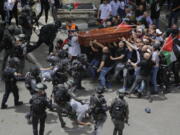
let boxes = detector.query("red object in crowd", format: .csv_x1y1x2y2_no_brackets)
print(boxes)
117,22,132,31
63,39,69,45
162,35,173,52
73,2,80,9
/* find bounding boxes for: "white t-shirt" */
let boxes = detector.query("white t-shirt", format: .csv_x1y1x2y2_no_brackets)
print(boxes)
69,99,89,122
4,0,15,11
99,4,112,20
119,1,125,10
68,36,81,57
110,1,120,16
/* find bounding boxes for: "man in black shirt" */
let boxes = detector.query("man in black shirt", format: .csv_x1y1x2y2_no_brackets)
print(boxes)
88,41,102,78
30,83,52,135
111,41,128,79
97,46,113,90
128,53,155,101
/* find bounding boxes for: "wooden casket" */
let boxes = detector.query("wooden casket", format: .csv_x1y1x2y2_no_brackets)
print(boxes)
78,26,131,46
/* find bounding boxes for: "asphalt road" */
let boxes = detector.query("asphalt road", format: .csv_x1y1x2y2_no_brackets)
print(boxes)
0,14,180,135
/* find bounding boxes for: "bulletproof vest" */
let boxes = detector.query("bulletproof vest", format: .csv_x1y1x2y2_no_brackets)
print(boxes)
52,68,68,85
93,94,108,114
3,67,16,83
25,72,41,90
12,46,24,59
31,95,46,115
111,98,126,120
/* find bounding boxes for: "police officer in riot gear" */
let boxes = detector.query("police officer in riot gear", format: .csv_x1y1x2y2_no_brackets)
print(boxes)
69,58,85,91
0,25,22,71
35,20,61,54
25,67,42,124
1,57,23,109
18,5,33,43
90,87,108,135
51,64,68,87
30,83,52,135
52,84,72,128
25,66,42,95
109,90,129,135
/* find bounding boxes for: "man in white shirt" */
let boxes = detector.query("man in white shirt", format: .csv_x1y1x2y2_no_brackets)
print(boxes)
69,98,91,126
110,0,120,17
4,0,18,25
98,0,112,21
68,32,81,59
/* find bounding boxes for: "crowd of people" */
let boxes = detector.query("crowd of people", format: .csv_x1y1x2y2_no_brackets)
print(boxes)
0,0,179,135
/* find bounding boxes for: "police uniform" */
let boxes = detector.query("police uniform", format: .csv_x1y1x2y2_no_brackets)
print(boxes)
35,22,60,53
53,84,72,128
0,26,16,71
90,87,108,135
30,83,52,135
1,57,23,109
109,91,129,135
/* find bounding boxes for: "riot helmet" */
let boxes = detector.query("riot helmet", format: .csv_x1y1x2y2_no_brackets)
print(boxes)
30,66,41,77
35,83,47,92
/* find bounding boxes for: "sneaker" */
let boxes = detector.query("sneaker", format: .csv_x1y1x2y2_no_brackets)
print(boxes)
117,88,126,93
15,101,23,106
1,104,8,109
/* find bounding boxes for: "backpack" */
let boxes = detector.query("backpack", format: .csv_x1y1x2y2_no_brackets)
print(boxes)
111,98,126,120
31,96,45,114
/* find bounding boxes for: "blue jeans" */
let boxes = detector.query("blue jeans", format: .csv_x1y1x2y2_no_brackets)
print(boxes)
151,66,159,92
98,67,112,88
88,59,100,78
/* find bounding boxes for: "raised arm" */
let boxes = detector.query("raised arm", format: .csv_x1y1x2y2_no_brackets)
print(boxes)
92,40,105,49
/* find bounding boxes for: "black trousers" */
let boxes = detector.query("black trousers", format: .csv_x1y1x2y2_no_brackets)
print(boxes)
36,39,54,54
112,119,124,135
172,61,180,84
37,2,50,23
32,114,46,135
0,9,5,21
25,38,53,54
1,50,11,72
22,27,33,43
1,83,19,106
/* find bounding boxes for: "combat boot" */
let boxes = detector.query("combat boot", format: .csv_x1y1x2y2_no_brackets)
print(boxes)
1,104,8,109
15,101,23,106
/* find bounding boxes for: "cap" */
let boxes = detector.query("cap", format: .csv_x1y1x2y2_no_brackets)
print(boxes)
35,83,47,91
156,29,162,35
117,88,126,97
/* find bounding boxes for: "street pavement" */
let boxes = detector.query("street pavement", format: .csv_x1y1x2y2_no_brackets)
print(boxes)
0,14,180,135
